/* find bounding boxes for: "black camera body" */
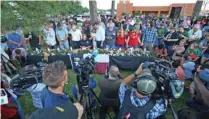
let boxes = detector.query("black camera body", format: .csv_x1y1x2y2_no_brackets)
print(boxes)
142,60,184,99
77,56,96,87
1,36,8,43
10,68,43,90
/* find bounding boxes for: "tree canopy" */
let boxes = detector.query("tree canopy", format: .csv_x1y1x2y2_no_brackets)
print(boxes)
1,1,89,32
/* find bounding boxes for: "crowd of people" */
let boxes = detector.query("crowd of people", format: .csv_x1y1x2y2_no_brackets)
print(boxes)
1,14,209,119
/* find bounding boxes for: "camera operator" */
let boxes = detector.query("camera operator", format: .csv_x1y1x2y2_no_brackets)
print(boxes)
98,66,122,119
118,64,167,119
186,65,209,119
41,61,83,119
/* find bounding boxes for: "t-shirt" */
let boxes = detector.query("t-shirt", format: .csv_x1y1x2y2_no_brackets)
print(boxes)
116,35,126,45
157,27,167,37
99,78,121,107
43,28,56,46
128,32,140,46
79,39,92,47
164,32,179,46
70,29,82,41
7,33,22,49
187,48,202,58
41,87,70,108
56,28,68,41
105,28,117,45
24,32,39,48
189,29,202,39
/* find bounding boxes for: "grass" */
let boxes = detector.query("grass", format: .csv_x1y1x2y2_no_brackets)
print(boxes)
18,69,191,119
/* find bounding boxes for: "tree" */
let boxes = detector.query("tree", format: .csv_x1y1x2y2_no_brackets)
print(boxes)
203,0,209,10
89,0,97,24
111,0,115,17
1,1,88,33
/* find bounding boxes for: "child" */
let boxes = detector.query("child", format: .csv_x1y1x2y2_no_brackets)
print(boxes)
186,43,202,62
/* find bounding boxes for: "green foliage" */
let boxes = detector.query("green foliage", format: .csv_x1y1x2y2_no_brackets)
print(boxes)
1,1,89,32
134,11,141,16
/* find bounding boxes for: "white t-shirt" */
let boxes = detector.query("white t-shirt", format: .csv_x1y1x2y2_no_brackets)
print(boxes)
189,29,202,39
43,28,56,46
71,29,82,41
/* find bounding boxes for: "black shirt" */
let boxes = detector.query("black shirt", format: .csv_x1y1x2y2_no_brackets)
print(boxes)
99,78,121,107
24,32,39,48
79,39,92,48
164,32,179,46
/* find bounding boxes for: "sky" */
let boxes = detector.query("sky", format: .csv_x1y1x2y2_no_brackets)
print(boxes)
80,0,209,10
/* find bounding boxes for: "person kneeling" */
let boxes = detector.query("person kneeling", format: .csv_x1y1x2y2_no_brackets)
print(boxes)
118,64,167,119
99,66,123,119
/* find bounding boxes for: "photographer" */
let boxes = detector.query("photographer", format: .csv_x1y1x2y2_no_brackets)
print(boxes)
186,66,209,119
99,66,122,119
118,64,167,119
41,61,83,118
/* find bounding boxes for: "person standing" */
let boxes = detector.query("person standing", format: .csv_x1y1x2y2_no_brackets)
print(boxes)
126,27,141,49
142,22,157,51
7,30,23,50
94,22,105,48
56,23,69,49
70,24,82,49
43,22,57,49
105,22,117,49
116,27,126,48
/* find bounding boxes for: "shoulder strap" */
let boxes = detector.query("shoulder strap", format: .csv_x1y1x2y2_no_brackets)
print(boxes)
142,99,156,114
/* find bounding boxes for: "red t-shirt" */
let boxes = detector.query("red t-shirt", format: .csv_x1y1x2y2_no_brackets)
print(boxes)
116,35,126,45
128,32,140,46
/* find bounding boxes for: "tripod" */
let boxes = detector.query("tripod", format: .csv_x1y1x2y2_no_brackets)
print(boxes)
76,75,113,119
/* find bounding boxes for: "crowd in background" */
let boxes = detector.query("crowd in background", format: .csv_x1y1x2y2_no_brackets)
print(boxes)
1,14,209,119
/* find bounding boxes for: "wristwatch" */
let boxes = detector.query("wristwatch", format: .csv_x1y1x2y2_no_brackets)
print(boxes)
133,72,138,77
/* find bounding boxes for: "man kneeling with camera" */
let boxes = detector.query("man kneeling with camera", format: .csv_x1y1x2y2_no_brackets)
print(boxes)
118,64,167,119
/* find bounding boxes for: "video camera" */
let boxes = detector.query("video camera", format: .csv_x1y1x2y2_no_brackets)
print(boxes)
8,62,46,91
141,60,184,99
70,50,98,93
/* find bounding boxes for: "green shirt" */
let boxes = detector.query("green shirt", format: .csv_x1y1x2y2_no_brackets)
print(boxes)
187,48,202,57
157,28,167,37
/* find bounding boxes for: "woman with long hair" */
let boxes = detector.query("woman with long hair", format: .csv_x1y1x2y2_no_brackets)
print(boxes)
116,26,126,48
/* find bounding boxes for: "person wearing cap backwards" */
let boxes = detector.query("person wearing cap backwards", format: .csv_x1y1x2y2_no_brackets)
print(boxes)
186,66,209,119
118,64,167,119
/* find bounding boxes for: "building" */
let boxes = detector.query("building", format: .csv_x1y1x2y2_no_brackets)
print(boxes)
117,0,197,18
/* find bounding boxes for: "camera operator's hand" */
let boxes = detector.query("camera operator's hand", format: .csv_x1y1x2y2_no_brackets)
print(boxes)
135,63,143,75
74,103,84,119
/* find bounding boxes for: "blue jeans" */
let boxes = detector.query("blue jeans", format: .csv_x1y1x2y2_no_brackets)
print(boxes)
116,44,125,48
154,38,164,46
26,83,46,108
166,45,173,56
60,40,69,49
105,44,115,49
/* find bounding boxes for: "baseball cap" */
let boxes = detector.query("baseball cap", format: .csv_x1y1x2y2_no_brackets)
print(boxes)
136,69,157,96
28,101,78,119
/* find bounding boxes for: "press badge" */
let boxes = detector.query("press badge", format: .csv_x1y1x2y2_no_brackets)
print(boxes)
0,89,8,105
